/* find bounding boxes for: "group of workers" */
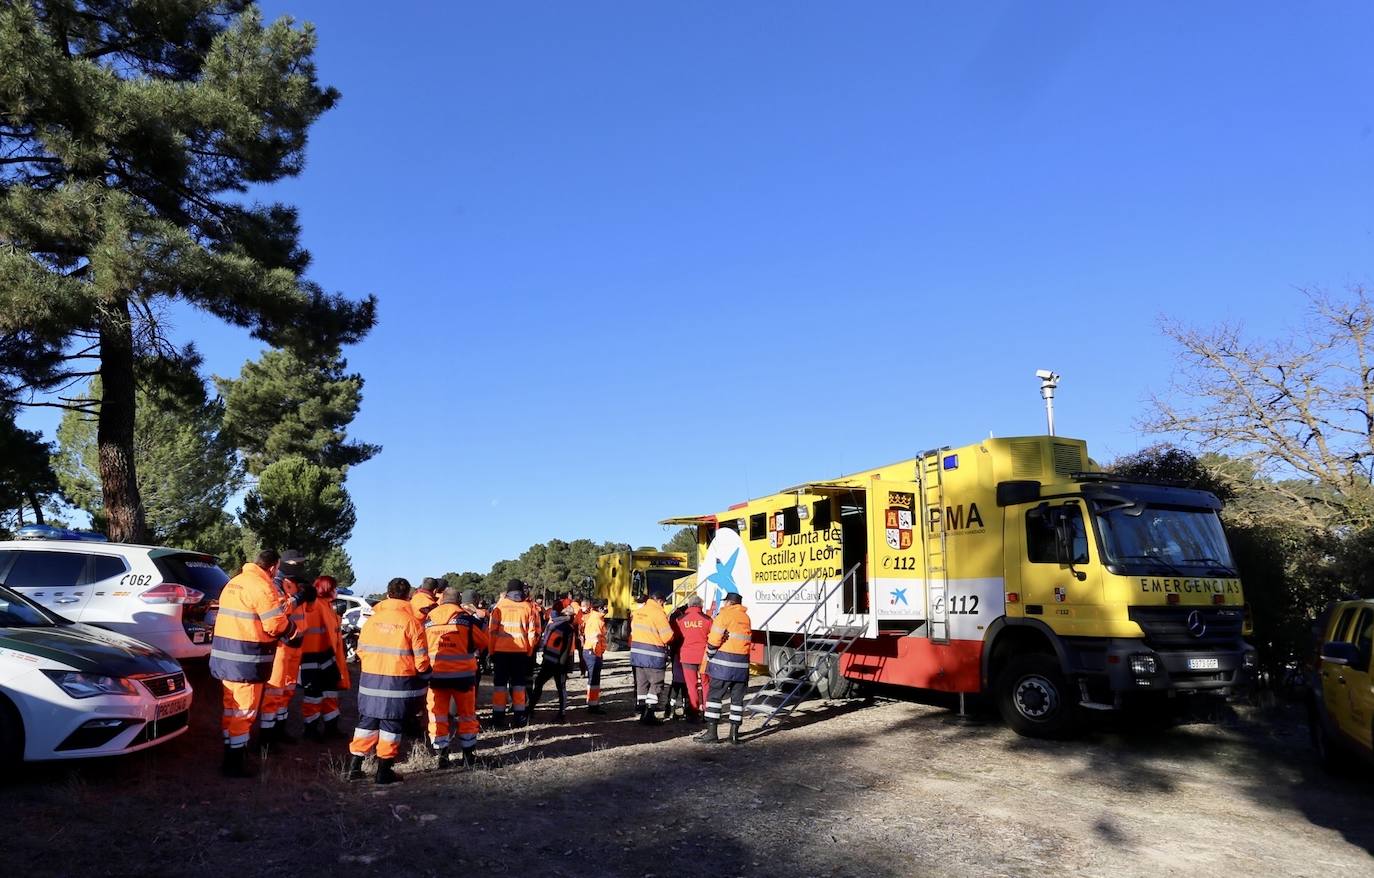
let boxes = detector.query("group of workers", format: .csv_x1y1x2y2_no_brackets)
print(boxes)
210,548,754,783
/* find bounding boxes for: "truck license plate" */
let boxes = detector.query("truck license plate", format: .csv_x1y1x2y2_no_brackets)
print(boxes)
157,694,191,719
1188,657,1220,670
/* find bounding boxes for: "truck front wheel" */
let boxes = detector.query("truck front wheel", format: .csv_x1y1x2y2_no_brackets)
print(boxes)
995,653,1078,738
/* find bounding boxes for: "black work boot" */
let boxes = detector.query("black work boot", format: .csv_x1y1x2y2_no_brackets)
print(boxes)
728,722,742,745
221,745,253,778
376,758,401,785
346,755,366,781
461,746,477,768
513,711,529,729
695,721,721,744
302,722,324,743
490,712,508,731
434,746,452,770
587,704,606,715
275,724,298,745
639,705,663,726
323,718,343,739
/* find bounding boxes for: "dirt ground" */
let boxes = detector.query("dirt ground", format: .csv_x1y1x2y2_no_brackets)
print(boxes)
3,653,1371,878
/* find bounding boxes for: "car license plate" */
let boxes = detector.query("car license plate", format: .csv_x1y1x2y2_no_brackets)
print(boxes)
191,629,210,644
1188,657,1220,671
157,694,191,719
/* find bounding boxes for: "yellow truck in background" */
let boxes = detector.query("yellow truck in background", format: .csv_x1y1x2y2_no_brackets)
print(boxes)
663,434,1257,737
594,549,694,647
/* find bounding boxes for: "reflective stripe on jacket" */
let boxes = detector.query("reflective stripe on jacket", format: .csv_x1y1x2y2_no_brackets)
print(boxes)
581,610,607,657
300,596,351,690
539,616,575,666
357,598,431,719
210,563,293,683
490,596,541,654
706,603,752,682
630,600,673,669
425,603,488,688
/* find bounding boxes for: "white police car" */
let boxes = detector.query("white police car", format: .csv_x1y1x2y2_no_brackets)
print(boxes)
0,526,229,660
0,583,192,763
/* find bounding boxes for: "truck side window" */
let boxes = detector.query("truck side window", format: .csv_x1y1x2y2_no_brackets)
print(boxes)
782,506,801,536
1333,608,1358,643
1026,506,1089,565
1353,609,1373,672
749,513,766,541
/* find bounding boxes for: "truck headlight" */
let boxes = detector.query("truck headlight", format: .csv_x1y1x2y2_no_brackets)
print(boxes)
1242,652,1257,669
42,670,139,699
1129,654,1159,677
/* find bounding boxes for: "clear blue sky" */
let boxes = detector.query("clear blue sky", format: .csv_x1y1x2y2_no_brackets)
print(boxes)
22,2,1374,587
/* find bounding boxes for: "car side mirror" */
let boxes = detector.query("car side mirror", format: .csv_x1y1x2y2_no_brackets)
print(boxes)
1320,640,1359,666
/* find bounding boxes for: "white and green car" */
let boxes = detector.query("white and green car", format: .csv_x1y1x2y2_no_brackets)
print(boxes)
0,584,192,764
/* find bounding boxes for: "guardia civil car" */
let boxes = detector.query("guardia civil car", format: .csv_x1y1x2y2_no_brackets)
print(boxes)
0,584,192,764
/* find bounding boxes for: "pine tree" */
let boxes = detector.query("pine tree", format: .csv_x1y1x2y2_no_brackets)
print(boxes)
240,455,355,562
0,402,60,533
54,374,242,548
216,348,379,476
0,2,374,541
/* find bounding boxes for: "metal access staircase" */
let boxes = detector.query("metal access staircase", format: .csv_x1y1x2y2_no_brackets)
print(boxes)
745,563,866,730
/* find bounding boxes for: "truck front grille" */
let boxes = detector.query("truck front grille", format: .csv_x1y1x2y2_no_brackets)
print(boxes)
1128,606,1245,649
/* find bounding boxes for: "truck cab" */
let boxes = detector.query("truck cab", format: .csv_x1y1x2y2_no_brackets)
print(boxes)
993,471,1255,733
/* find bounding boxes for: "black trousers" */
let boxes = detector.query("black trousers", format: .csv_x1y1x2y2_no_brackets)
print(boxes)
704,676,746,725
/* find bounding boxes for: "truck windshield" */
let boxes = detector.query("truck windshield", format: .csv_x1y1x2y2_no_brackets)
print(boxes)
1093,503,1236,575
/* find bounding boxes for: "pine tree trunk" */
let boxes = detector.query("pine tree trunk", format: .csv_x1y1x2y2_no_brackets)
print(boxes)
98,299,147,543
25,490,44,525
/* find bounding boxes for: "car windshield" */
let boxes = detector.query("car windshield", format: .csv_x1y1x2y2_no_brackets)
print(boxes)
1093,503,1236,574
0,584,59,627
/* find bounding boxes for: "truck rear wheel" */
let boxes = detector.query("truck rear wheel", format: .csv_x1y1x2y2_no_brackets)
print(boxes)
814,654,853,700
766,645,795,677
995,653,1078,738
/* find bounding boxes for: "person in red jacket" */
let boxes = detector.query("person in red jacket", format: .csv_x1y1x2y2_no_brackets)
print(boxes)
669,595,712,722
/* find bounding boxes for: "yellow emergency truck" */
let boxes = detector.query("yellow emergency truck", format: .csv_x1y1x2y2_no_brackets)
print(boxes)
594,549,694,647
663,434,1257,737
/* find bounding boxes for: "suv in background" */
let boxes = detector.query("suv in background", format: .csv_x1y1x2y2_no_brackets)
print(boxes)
1310,597,1374,769
0,528,230,660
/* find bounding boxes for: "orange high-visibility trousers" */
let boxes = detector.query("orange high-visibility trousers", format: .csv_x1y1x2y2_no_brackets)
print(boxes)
428,686,478,750
350,716,404,760
222,681,264,749
302,690,340,725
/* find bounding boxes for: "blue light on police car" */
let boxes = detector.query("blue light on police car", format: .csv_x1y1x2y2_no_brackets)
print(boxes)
943,454,959,470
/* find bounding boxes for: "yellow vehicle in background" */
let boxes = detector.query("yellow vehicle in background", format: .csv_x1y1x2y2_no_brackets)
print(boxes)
1311,598,1374,769
664,432,1257,737
594,549,694,647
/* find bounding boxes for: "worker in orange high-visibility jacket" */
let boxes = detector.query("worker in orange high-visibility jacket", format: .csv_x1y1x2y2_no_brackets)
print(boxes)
210,549,315,778
425,586,489,769
411,576,441,621
300,574,351,741
580,598,607,714
260,551,312,744
487,579,541,729
348,577,431,785
630,589,674,725
697,591,753,745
